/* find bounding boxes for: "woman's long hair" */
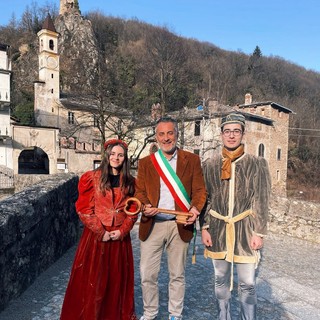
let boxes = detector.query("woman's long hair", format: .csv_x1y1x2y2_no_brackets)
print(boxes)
97,142,135,196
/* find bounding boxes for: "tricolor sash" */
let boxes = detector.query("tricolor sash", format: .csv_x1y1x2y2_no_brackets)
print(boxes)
150,149,191,211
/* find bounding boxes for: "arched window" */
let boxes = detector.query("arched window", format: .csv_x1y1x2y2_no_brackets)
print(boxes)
277,148,282,160
258,143,265,157
194,120,201,136
49,39,54,50
68,112,75,124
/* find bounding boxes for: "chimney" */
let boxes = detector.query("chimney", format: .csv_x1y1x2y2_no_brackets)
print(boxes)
245,93,252,104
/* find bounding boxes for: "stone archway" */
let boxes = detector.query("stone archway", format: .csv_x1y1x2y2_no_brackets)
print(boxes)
18,147,49,174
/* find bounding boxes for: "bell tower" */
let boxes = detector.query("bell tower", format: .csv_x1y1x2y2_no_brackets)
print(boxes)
34,14,60,127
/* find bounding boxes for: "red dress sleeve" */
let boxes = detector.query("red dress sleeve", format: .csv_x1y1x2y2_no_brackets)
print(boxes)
75,171,105,240
119,214,138,240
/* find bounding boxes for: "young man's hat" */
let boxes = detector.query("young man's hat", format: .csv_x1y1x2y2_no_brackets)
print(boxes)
221,113,245,127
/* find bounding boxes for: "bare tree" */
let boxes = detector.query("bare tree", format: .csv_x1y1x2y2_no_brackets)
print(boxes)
135,27,190,113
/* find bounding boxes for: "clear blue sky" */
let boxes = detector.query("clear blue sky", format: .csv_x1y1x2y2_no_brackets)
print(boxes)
1,0,320,72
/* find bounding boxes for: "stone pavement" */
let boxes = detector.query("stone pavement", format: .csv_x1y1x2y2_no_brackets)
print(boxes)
1,223,319,320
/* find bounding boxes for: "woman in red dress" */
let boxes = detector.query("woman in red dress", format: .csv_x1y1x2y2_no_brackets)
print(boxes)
60,139,138,320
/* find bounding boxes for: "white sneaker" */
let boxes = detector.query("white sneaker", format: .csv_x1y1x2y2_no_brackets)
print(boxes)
169,316,182,320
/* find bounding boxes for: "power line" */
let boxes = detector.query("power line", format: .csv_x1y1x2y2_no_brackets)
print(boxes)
289,127,320,132
289,133,320,138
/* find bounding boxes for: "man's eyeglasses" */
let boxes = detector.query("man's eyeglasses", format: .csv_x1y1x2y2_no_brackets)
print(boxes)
222,129,243,137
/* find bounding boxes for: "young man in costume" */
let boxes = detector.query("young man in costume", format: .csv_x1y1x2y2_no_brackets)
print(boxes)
200,113,271,320
135,117,207,320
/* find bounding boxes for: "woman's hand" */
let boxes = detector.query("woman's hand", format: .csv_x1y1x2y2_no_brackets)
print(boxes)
110,230,121,241
102,231,111,242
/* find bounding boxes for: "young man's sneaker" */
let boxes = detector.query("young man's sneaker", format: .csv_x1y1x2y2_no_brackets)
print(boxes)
169,316,182,320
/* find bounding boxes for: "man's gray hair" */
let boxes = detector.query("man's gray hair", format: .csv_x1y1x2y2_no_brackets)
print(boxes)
155,117,179,134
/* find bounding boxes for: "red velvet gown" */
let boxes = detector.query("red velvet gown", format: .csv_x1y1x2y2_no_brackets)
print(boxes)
60,171,138,320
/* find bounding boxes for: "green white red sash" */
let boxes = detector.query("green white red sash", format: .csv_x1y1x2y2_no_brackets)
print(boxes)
150,149,191,211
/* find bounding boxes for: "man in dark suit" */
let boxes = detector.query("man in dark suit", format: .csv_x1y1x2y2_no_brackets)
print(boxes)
135,116,206,320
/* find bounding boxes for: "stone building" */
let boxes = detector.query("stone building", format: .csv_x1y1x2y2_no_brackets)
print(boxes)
0,43,14,191
236,94,293,196
133,96,293,197
10,10,132,176
12,12,103,175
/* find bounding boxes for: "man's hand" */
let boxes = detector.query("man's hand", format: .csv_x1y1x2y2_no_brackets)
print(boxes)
142,204,158,217
185,206,199,225
250,234,264,250
201,229,212,247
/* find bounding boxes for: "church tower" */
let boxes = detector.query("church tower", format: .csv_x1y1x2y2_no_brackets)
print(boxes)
34,14,60,127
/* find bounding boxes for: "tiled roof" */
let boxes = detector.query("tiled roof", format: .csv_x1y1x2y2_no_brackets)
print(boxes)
42,14,57,33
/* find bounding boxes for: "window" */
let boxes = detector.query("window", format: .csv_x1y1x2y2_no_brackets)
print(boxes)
277,148,281,160
258,144,265,157
92,139,100,151
93,115,99,127
93,160,101,169
257,122,262,130
49,39,54,50
68,112,75,124
194,120,201,136
276,170,280,181
57,158,66,170
194,149,200,155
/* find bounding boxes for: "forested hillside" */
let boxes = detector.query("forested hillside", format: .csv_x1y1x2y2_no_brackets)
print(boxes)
1,2,319,200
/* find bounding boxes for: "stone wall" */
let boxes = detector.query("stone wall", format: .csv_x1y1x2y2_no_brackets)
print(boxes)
0,174,80,311
14,174,60,193
269,195,320,243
